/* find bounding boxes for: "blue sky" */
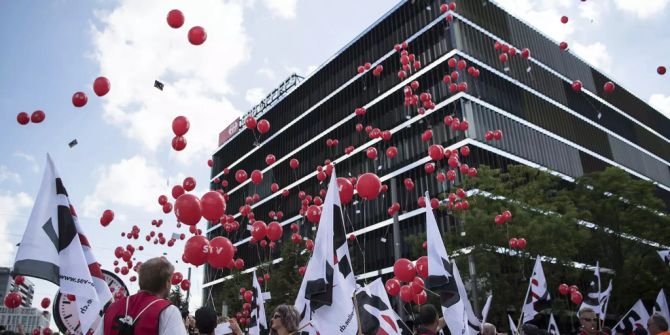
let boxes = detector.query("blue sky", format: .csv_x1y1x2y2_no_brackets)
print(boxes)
0,0,669,325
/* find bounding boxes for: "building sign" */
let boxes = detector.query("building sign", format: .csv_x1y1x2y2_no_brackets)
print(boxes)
218,117,240,146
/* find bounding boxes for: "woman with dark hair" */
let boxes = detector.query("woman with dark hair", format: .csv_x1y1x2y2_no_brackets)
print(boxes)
270,305,300,335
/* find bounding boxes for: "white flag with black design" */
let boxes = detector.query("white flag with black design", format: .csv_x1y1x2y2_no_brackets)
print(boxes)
613,299,650,335
424,193,480,335
653,289,670,326
522,257,551,323
481,295,493,326
599,280,613,320
547,313,559,335
355,278,402,335
579,262,602,317
12,154,111,334
295,170,358,334
659,250,670,267
249,271,268,335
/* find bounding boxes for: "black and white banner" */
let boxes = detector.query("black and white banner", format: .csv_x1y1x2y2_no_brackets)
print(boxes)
653,289,670,327
295,170,358,334
249,271,268,335
613,299,649,335
579,262,602,317
522,257,550,323
13,154,111,334
547,313,559,335
355,278,403,335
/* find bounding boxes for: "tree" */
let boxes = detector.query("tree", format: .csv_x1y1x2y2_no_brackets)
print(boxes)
168,285,187,311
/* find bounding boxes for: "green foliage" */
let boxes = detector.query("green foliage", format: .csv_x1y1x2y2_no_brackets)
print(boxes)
168,286,187,311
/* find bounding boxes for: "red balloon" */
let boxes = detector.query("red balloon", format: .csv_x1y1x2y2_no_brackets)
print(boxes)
517,238,527,250
603,81,615,94
251,221,267,241
416,256,428,278
251,170,263,185
571,291,583,305
235,170,248,183
31,110,45,123
521,48,531,59
561,15,569,24
428,144,444,161
413,290,427,305
188,26,207,45
93,77,111,97
509,238,518,249
171,272,183,285
41,297,51,309
167,9,185,29
399,285,414,303
267,221,282,241
570,285,579,293
184,236,209,266
393,258,416,282
235,258,245,270
207,236,235,269
181,279,191,291
201,191,226,222
72,92,88,107
558,283,570,296
158,195,168,205
17,112,30,125
305,239,314,251
366,147,378,160
386,146,398,159
244,290,253,303
421,129,433,142
336,177,354,205
182,176,196,191
499,53,508,63
172,136,187,151
4,292,21,309
306,205,321,224
411,277,425,294
266,154,276,165
356,173,382,200
172,185,185,199
257,119,271,134
172,116,190,136
385,278,401,297
658,66,667,75
43,328,52,335
174,193,202,225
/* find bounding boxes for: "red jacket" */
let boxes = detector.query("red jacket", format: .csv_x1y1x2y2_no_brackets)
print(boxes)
103,291,171,335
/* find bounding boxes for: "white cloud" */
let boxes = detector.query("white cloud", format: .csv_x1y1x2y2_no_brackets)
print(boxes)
262,0,298,19
614,0,669,18
91,0,249,161
257,67,277,81
13,151,39,173
245,87,265,105
0,192,33,267
571,42,613,73
81,156,168,217
494,0,575,42
0,166,21,184
649,94,670,119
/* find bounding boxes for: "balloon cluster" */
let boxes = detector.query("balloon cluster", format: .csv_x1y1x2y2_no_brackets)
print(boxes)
494,41,533,64
385,257,428,305
558,283,583,305
113,245,141,277
71,76,111,108
100,209,115,227
172,116,190,151
508,237,527,250
440,2,457,23
443,57,479,94
494,210,513,225
166,9,207,45
16,110,46,125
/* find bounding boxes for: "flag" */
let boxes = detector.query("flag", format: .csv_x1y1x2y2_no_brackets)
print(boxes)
248,271,268,335
508,315,519,335
547,314,559,335
659,250,670,267
12,154,112,334
599,280,613,320
424,193,480,335
295,170,358,334
613,299,650,335
522,257,551,323
579,262,602,317
355,278,401,335
653,289,670,326
481,295,493,325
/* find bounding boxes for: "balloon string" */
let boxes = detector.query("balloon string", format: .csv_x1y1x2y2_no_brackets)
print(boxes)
362,200,367,276
344,206,365,257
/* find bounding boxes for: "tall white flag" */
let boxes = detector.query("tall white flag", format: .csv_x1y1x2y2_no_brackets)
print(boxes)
547,313,559,335
659,250,670,267
295,170,358,334
424,193,480,335
355,278,402,335
579,262,602,317
599,280,613,320
508,315,519,335
613,299,650,335
653,289,670,326
249,271,268,335
522,257,551,323
12,154,112,334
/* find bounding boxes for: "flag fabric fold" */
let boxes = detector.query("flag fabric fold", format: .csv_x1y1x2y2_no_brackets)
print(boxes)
613,299,650,335
522,257,551,323
508,315,519,335
12,154,111,334
547,313,559,335
653,289,670,326
579,262,602,317
424,193,480,335
249,270,268,335
659,250,670,267
295,170,358,334
355,278,402,335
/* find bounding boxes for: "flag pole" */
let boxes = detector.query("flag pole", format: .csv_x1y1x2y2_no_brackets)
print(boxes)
516,256,534,331
352,293,363,335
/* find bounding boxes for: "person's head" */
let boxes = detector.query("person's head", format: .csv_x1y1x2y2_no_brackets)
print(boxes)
648,313,669,335
270,305,300,334
138,257,174,298
482,323,497,335
521,323,539,335
579,308,598,334
195,307,218,335
418,304,440,331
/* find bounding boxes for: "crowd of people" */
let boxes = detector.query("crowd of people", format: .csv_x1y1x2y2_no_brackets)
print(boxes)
3,257,669,335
